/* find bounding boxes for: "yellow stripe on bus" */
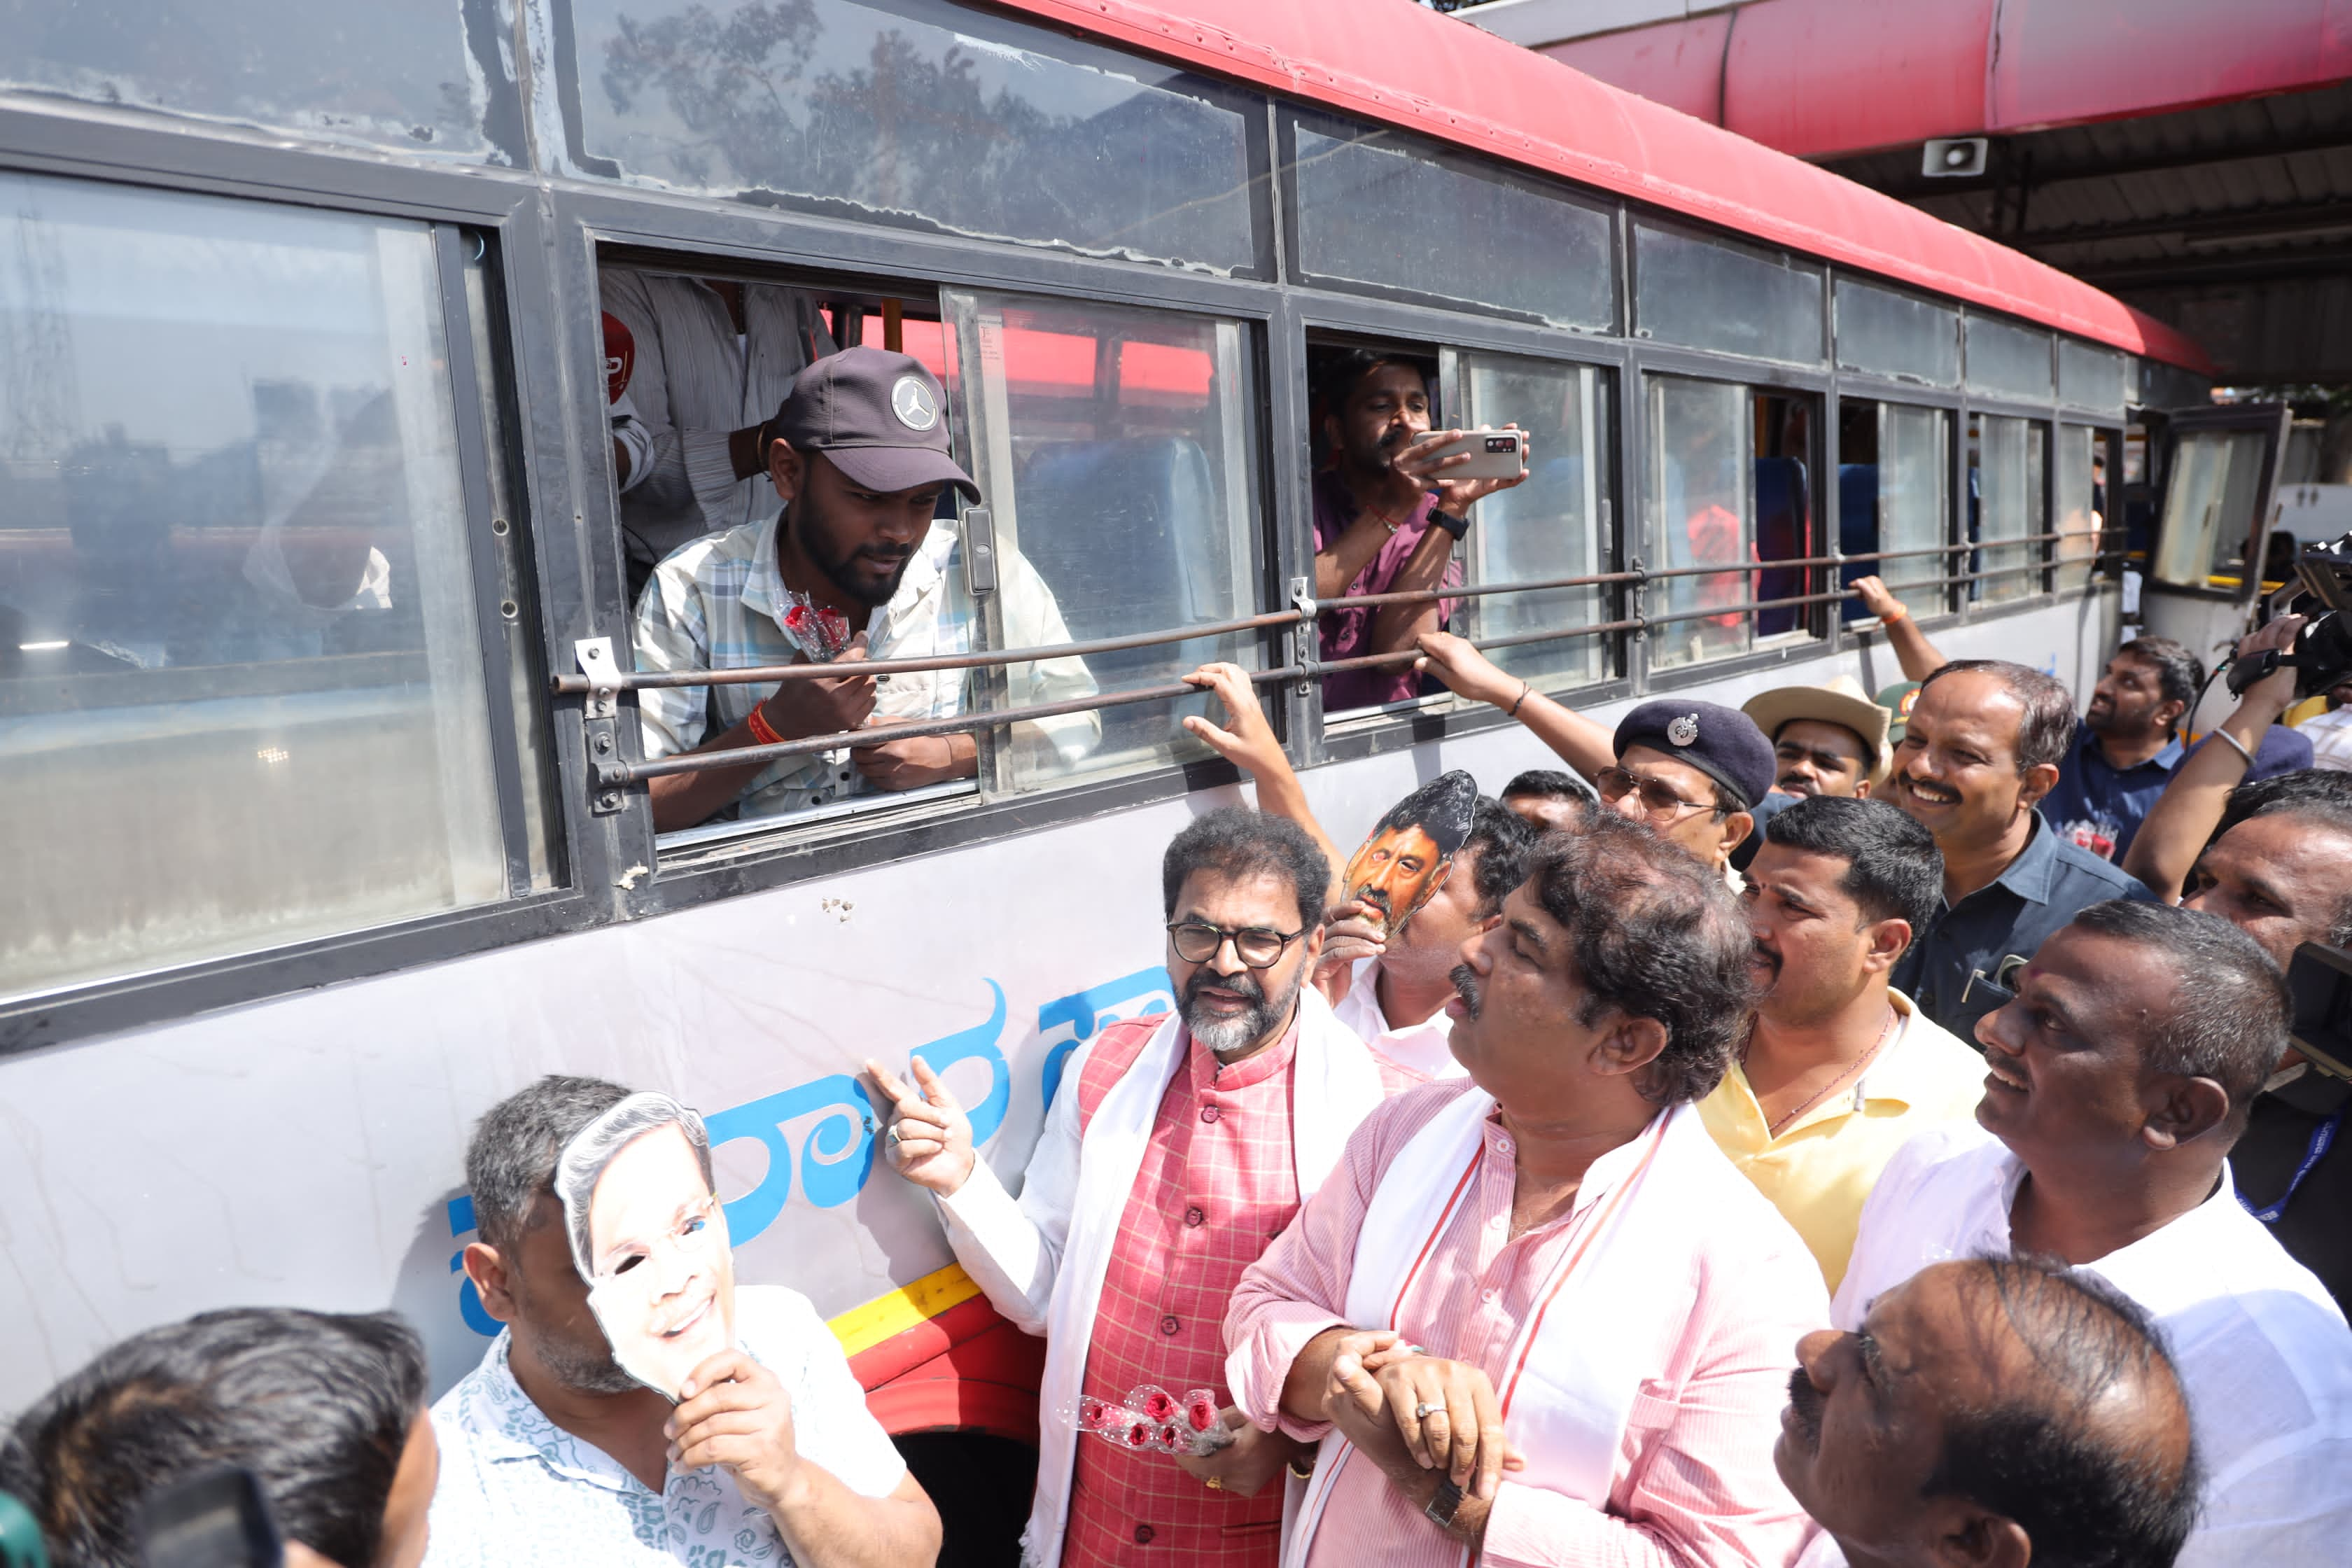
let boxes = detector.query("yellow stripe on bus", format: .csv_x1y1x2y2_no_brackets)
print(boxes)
827,1263,985,1359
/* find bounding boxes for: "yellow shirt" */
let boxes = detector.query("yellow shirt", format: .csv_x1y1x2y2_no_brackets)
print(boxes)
1698,989,1987,1293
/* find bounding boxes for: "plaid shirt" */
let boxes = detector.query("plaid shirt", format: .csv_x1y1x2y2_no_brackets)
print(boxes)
1063,1016,1420,1568
631,513,1097,818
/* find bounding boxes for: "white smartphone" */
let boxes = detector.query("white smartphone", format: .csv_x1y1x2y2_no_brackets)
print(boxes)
1424,427,1526,480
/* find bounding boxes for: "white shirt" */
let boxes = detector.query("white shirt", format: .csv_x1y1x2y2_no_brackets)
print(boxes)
598,270,836,571
424,1286,906,1568
1836,1126,2352,1567
1330,957,1462,1079
2300,706,2352,773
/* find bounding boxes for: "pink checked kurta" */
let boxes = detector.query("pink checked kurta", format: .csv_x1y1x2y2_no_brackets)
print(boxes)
1226,1079,1826,1568
1063,1016,1419,1567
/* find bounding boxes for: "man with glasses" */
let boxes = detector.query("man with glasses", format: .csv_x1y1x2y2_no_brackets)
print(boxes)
865,808,1413,1568
1410,633,1775,883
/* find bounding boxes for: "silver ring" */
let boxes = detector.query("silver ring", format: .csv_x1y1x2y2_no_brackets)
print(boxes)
886,1123,902,1146
1414,1401,1436,1420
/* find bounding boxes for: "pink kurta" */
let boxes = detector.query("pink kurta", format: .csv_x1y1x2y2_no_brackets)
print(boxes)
1063,1016,1419,1566
1226,1079,1826,1568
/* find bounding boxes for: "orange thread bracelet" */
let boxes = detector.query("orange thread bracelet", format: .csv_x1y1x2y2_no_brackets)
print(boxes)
745,704,785,747
1879,602,1908,625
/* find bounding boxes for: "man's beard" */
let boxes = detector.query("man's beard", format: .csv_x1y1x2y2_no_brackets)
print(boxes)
1784,1366,1824,1454
513,1278,638,1394
1181,965,1298,1055
1449,963,1483,1021
793,503,916,608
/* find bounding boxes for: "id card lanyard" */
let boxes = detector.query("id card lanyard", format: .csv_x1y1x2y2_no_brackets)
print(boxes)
2237,1107,2344,1226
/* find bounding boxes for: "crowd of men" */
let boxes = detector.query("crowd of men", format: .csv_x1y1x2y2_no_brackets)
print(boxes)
6,307,2351,1567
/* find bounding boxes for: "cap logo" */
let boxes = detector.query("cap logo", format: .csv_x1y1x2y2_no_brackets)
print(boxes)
1666,713,1700,747
890,375,939,433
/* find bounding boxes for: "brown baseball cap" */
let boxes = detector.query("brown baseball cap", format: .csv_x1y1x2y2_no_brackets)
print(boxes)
773,346,979,502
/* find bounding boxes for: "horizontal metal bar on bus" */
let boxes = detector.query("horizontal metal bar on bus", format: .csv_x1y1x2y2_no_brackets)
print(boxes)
599,664,1308,787
1639,529,2105,582
1324,568,1645,611
554,608,1303,694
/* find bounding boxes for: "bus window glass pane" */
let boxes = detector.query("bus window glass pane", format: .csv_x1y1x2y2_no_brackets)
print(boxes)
1461,356,1611,690
1967,316,2053,401
1834,278,1959,387
2055,425,2100,594
4,0,514,162
2152,429,2269,587
1634,224,1824,365
0,174,507,1002
1291,129,1613,330
569,0,1257,274
1973,414,2043,605
1648,377,1750,669
944,293,1258,790
2059,341,2127,412
1843,403,1949,622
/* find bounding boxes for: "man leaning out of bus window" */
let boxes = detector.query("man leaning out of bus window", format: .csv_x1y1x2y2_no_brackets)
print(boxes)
631,346,1098,832
428,1074,941,1568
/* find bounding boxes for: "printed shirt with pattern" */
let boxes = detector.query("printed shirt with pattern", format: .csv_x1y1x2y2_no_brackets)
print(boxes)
631,514,1097,818
1060,1015,1420,1568
1309,469,1462,711
423,1285,906,1568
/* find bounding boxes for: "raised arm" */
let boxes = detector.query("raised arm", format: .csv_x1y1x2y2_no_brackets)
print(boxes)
1411,631,1614,783
1182,662,1344,879
2120,615,2306,899
1850,576,1949,682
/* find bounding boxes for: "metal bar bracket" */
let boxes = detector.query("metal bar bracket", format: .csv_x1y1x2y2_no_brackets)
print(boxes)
575,636,629,816
1289,577,1317,696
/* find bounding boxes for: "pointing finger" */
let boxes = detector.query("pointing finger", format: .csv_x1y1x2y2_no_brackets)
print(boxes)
909,1056,963,1112
860,1060,917,1109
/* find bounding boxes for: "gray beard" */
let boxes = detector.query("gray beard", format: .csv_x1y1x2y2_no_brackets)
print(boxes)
1181,973,1299,1057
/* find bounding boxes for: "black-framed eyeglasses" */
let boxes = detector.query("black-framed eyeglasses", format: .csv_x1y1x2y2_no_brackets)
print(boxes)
1165,920,1305,969
1594,766,1716,821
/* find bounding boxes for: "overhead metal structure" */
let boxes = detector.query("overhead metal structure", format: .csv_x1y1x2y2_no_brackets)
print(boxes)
1462,0,2352,383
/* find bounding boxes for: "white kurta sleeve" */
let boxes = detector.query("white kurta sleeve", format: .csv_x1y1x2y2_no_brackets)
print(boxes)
932,1054,1086,1336
992,541,1099,772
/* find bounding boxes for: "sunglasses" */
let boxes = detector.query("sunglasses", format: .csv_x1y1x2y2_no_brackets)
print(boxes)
1594,766,1717,821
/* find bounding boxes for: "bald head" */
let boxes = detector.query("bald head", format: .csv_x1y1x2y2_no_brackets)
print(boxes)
1779,1256,2199,1568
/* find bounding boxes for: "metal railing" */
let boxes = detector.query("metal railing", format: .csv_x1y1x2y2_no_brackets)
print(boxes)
564,528,2122,792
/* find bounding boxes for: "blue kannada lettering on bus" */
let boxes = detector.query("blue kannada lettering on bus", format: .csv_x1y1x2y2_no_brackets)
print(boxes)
708,979,1011,1247
1037,965,1175,1111
449,968,1166,1334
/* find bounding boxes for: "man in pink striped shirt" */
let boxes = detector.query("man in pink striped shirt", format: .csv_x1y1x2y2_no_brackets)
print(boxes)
1226,815,1829,1567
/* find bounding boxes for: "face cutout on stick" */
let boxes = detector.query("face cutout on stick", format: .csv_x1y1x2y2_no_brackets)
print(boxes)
555,1093,738,1401
1340,770,1478,940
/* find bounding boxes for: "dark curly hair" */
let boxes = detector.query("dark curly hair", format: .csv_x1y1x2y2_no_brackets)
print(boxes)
1526,814,1757,1105
1163,806,1331,932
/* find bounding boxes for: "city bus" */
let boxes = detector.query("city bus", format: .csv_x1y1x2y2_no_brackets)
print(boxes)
0,0,2253,1545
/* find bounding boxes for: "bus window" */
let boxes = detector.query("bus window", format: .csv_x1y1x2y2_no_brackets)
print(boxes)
0,174,512,1001
943,291,1261,790
1647,377,1823,669
572,0,1261,276
2059,342,2128,415
1973,414,2048,605
2055,424,2102,594
1835,400,1951,622
2151,426,2272,589
1634,223,1825,368
1966,314,2054,403
1834,278,1959,388
1288,121,1614,331
1455,353,1614,691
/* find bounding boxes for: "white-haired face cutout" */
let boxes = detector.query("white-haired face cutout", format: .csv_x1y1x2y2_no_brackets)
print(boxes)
557,1094,737,1401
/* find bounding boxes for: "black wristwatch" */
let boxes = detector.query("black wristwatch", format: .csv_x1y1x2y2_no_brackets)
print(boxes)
1424,1476,1464,1530
1429,507,1469,541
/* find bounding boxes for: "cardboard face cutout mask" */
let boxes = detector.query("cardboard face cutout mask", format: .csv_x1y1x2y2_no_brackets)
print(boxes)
556,1093,738,1401
1340,770,1478,940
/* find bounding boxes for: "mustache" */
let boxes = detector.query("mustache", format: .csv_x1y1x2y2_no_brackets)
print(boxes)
1784,1366,1823,1454
1183,967,1265,1007
1750,939,1782,976
1449,963,1482,1019
1350,885,1395,920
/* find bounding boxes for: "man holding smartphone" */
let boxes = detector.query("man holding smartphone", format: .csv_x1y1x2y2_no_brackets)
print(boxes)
1309,349,1528,712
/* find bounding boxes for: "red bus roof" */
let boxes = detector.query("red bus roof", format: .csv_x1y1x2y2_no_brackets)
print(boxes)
989,0,2213,376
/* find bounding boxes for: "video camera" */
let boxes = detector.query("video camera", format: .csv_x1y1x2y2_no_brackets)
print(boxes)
2227,530,2352,699
2287,941,2352,1084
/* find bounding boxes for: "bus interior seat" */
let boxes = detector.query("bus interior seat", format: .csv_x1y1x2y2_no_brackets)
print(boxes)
1837,463,1879,622
1753,456,1811,636
1011,437,1228,752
